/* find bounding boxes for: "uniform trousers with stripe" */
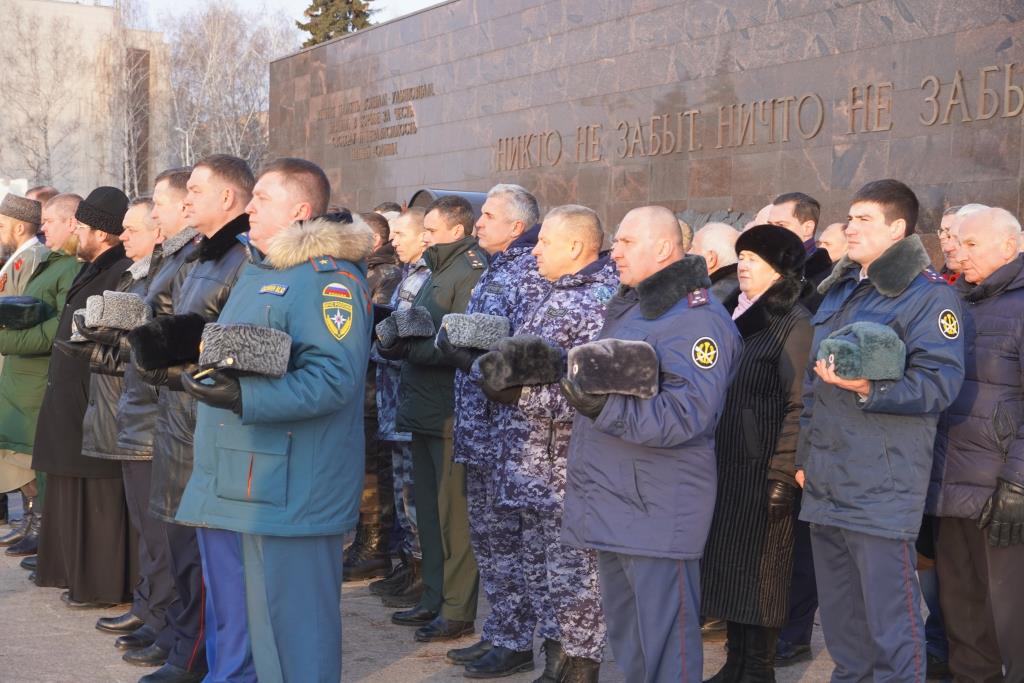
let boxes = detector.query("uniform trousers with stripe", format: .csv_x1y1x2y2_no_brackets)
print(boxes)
163,521,210,673
810,523,925,683
597,552,702,682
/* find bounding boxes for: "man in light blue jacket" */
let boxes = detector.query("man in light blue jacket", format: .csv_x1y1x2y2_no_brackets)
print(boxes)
176,158,374,682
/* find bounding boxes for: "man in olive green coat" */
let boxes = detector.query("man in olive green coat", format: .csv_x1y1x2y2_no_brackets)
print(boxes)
0,194,83,552
378,195,486,642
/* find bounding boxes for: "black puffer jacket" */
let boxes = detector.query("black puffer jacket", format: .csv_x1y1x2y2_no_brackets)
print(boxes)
116,229,200,458
148,215,249,522
929,255,1024,519
31,244,131,478
82,256,154,461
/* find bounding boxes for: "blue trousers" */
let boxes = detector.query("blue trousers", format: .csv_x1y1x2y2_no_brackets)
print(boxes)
196,527,256,682
811,524,925,683
597,552,702,682
241,533,346,683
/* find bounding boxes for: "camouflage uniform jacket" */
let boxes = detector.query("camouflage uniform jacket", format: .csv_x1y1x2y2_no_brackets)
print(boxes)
453,225,550,467
375,259,430,441
364,244,403,419
495,256,619,511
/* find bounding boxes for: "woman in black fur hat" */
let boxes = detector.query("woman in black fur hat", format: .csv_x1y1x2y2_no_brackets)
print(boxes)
701,224,814,683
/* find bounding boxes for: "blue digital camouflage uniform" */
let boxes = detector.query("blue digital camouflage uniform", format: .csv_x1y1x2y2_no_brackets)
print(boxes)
497,255,618,660
374,259,431,560
453,226,551,651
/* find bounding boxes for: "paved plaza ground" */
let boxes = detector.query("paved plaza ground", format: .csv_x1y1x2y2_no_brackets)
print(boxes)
0,513,836,682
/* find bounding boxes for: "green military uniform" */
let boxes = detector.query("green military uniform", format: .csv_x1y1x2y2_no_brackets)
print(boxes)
0,250,81,494
395,235,486,622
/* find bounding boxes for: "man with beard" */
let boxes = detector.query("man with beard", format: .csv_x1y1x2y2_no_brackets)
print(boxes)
0,194,82,560
33,187,133,607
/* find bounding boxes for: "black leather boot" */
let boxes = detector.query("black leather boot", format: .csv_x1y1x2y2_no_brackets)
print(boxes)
447,639,492,665
343,523,391,581
738,625,779,683
464,645,534,678
5,510,40,556
369,551,410,596
562,656,600,683
0,496,33,547
704,621,745,683
533,639,569,682
381,557,423,608
0,492,8,526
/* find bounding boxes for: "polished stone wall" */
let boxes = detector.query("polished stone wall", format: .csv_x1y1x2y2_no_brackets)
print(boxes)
270,0,1024,232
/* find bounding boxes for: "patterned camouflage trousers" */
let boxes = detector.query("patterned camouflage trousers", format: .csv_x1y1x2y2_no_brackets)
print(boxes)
466,464,543,650
388,440,421,560
521,507,607,660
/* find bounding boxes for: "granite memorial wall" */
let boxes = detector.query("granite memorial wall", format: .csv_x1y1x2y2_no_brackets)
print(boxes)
269,0,1024,234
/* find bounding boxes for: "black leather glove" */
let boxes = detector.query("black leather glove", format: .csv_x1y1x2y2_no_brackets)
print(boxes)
135,362,192,391
73,312,125,347
376,337,412,361
767,480,799,523
977,477,1024,547
372,304,395,329
435,327,484,373
181,369,242,414
482,383,523,405
559,377,608,420
53,338,96,362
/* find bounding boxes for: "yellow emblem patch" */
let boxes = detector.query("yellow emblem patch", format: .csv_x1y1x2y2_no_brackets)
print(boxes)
323,300,353,340
692,337,719,369
938,309,960,340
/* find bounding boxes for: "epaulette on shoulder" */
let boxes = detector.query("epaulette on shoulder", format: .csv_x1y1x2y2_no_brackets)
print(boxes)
922,266,946,284
464,249,486,270
310,256,338,272
687,287,710,308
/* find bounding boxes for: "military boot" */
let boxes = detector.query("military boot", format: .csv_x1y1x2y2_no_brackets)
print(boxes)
0,495,34,547
704,621,745,683
561,656,600,683
369,551,411,596
737,625,778,683
381,557,423,608
533,639,569,682
6,509,41,556
343,523,391,581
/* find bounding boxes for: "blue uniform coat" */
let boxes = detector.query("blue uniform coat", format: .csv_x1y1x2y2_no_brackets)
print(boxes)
562,256,742,560
176,216,375,537
797,236,966,541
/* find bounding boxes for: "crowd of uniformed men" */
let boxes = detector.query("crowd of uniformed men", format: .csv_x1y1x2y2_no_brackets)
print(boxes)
0,156,1020,683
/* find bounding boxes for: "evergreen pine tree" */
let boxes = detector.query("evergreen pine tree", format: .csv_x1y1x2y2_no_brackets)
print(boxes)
297,0,375,48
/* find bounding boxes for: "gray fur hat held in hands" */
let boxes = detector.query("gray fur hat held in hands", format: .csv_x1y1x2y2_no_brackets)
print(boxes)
197,323,293,378
476,335,566,391
816,321,906,381
84,290,151,330
440,313,510,350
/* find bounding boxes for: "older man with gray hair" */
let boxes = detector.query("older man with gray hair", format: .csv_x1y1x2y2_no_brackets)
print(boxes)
690,222,740,303
929,206,1024,681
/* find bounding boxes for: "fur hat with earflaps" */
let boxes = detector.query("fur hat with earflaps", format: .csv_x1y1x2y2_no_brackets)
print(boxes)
816,321,906,380
128,313,208,369
476,335,566,392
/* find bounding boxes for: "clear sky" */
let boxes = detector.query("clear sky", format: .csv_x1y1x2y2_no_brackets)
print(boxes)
145,0,441,28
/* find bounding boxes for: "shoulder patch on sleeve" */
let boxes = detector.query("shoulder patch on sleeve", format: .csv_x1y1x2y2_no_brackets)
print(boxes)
687,288,710,308
938,308,960,340
691,336,719,369
322,282,352,299
922,267,946,284
323,300,354,340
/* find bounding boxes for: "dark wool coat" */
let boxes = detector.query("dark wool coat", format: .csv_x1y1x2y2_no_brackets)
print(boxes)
800,247,832,314
148,214,249,522
31,244,131,478
709,263,739,304
929,255,1024,519
701,278,812,627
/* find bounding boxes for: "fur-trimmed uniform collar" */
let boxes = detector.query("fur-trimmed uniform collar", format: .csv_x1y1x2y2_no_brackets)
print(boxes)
729,278,806,337
632,255,712,320
194,213,249,263
128,254,153,280
162,227,199,257
265,215,375,270
818,235,931,298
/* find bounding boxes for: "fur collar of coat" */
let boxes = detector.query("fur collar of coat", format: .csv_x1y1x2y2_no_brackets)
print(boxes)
818,235,931,298
730,277,806,338
265,214,375,271
194,213,249,263
632,255,712,320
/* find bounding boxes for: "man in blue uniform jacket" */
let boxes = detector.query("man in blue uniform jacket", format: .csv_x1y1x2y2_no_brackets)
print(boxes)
561,205,742,682
176,158,375,682
796,179,966,683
